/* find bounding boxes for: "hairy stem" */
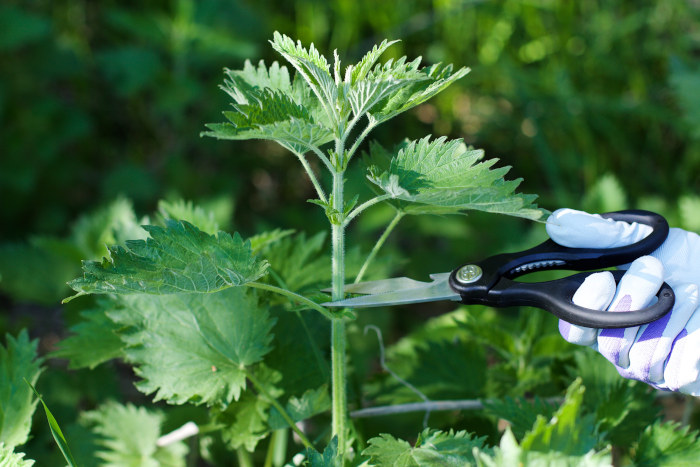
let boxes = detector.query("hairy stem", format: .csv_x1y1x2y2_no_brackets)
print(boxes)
330,169,348,459
354,210,404,284
247,282,334,319
246,370,314,450
294,151,327,203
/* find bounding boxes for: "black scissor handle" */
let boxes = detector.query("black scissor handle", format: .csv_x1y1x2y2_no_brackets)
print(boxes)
487,270,675,328
449,210,674,328
498,210,670,279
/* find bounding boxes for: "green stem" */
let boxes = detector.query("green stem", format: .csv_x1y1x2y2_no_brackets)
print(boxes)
311,146,335,172
330,170,348,459
236,449,253,467
344,194,392,226
294,151,327,203
246,370,315,450
345,121,376,164
354,210,404,284
247,282,334,319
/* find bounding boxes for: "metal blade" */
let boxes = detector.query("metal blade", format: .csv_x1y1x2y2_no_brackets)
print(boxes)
337,277,438,295
323,272,459,308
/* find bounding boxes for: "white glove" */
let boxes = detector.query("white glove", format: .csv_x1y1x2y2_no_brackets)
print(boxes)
546,208,700,395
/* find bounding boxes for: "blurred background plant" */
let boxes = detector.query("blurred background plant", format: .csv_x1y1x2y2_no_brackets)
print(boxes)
1,0,699,465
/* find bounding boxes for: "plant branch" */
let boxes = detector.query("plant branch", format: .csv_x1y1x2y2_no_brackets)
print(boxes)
346,120,377,163
245,369,315,451
344,194,392,226
350,397,564,418
310,145,334,172
246,282,334,319
293,151,327,203
354,210,404,284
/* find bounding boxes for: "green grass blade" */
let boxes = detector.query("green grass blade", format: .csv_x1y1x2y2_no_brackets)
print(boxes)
25,379,79,467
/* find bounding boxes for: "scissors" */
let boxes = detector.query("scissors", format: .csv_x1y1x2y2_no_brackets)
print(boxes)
324,210,675,328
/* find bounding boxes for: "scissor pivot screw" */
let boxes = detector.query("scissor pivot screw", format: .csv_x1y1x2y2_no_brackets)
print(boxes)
456,264,483,284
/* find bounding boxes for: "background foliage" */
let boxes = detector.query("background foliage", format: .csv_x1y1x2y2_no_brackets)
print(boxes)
1,0,699,465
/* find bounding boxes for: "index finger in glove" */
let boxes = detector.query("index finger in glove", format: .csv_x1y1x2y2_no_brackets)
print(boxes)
546,208,652,249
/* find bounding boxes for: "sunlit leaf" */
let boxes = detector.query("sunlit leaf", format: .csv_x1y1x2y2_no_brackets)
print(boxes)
66,220,268,299
367,136,542,219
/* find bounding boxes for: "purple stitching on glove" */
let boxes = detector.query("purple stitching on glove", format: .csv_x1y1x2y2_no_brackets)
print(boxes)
559,321,571,340
598,295,633,364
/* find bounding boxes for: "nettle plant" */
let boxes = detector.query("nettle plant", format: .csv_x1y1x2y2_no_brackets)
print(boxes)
17,32,672,465
55,33,538,462
64,33,541,463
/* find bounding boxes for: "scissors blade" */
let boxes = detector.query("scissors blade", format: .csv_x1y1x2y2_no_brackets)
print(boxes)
323,272,459,308
332,277,437,295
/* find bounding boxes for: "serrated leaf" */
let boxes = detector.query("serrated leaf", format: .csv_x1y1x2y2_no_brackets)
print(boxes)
270,32,339,125
306,436,340,467
107,287,275,406
568,350,658,446
81,402,187,467
268,385,330,430
345,39,400,84
371,338,486,404
215,365,283,452
0,444,34,467
0,330,42,450
158,199,219,235
364,428,487,466
633,421,700,466
520,379,597,456
50,304,125,370
367,62,470,125
366,137,543,220
248,228,295,253
66,220,268,299
262,231,328,292
482,396,557,440
473,428,612,467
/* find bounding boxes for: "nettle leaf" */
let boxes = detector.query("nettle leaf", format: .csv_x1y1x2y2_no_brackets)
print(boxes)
248,228,295,253
215,365,283,452
345,39,400,84
306,436,340,467
262,231,328,292
370,338,486,405
473,429,612,467
157,199,219,235
203,58,333,153
367,62,470,125
270,32,339,125
0,330,42,450
366,137,542,220
364,428,487,466
0,444,34,467
633,421,700,466
51,304,124,370
107,287,275,407
482,396,557,440
81,402,187,467
520,379,597,456
268,385,330,430
67,220,268,299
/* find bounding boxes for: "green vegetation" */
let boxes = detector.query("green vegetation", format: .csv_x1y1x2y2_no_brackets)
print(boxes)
1,1,699,465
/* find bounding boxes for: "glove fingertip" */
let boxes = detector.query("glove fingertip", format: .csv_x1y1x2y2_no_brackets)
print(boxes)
573,271,616,311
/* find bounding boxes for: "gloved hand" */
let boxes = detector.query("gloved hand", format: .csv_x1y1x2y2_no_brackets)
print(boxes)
546,208,700,395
